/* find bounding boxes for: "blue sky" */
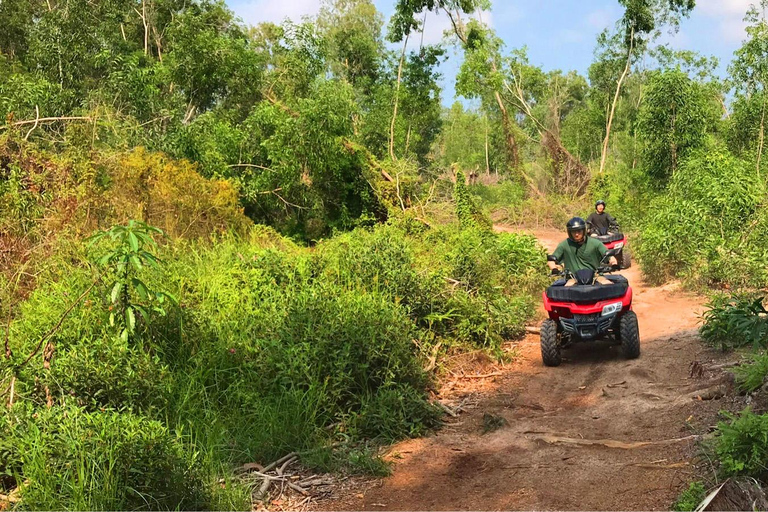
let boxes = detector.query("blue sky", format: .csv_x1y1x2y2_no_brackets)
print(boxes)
226,0,756,104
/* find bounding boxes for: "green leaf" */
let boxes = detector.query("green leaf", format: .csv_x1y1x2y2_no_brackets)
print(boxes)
132,279,149,301
134,305,150,325
128,232,139,252
130,255,143,270
111,282,122,303
126,308,136,331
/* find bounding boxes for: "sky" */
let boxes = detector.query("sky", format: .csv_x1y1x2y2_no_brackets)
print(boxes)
225,0,758,105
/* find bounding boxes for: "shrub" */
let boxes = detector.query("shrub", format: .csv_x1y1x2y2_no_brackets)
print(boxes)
637,144,768,287
700,293,768,350
672,481,706,511
714,408,768,478
0,402,210,510
454,170,492,231
733,351,768,393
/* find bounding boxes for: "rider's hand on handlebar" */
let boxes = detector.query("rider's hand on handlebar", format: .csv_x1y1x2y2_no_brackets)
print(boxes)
609,256,618,267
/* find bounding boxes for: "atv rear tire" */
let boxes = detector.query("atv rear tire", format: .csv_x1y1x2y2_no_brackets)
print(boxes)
619,311,640,359
540,319,561,367
620,247,632,269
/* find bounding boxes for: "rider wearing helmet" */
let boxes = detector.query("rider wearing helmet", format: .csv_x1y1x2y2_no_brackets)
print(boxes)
547,217,618,286
587,200,618,237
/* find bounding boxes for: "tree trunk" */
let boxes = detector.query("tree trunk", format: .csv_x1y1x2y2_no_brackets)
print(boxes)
495,91,520,171
599,29,634,174
758,94,766,180
485,116,490,175
389,34,409,161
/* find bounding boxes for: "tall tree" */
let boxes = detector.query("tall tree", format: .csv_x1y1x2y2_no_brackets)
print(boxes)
730,0,768,176
598,0,695,174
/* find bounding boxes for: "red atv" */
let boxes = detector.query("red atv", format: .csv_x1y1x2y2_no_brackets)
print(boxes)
594,232,632,269
588,223,631,269
540,251,640,367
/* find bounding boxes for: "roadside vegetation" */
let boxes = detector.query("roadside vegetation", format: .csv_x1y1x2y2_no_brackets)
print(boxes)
2,0,768,508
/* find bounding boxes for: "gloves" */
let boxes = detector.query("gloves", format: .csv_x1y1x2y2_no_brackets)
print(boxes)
550,268,561,276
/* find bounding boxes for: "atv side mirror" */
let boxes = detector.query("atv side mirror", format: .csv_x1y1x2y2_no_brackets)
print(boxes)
547,254,558,262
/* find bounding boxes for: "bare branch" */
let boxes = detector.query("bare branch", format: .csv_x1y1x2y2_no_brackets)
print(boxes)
24,106,40,141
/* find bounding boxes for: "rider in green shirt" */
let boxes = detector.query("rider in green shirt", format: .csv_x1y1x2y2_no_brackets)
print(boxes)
547,217,618,286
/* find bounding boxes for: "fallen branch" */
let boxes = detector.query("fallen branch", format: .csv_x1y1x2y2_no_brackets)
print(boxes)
436,401,458,417
460,371,502,380
525,432,701,450
263,452,299,473
0,115,92,131
525,326,541,334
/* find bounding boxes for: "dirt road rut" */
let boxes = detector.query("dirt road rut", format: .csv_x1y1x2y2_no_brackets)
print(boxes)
314,228,727,511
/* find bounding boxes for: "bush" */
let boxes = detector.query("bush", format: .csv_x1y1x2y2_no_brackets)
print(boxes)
0,402,210,510
0,217,544,508
700,293,768,350
672,481,706,511
714,408,768,478
733,351,768,393
637,143,768,287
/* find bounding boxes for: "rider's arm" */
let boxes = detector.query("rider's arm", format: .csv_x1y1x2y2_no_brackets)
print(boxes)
548,243,565,271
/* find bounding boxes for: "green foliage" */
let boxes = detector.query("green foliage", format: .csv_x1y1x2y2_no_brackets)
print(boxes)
454,170,492,231
672,481,706,511
714,408,768,478
88,220,176,342
637,143,768,287
637,70,719,183
387,0,490,42
0,402,211,510
700,294,768,350
733,351,768,393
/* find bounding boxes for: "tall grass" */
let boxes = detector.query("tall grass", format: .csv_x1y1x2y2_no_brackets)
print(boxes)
0,221,544,509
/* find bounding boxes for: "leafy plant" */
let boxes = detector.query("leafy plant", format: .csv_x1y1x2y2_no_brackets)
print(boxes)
733,351,768,393
672,481,706,511
700,293,768,350
714,408,768,477
88,220,176,342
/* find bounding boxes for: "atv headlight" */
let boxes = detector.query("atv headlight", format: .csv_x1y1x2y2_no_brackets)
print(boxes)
613,242,624,249
601,301,623,317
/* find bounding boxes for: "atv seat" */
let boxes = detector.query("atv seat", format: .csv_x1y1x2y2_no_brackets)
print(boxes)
595,233,624,243
546,275,628,304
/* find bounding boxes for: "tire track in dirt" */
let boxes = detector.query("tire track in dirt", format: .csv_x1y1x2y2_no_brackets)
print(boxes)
312,227,724,511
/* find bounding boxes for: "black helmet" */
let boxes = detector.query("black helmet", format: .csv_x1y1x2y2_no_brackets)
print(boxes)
566,216,587,242
595,199,606,209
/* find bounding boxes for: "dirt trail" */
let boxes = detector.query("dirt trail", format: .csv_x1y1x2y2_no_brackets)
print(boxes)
313,227,727,511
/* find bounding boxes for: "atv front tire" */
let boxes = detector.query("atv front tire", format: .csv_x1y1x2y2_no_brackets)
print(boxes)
620,247,632,269
540,319,561,367
619,311,640,359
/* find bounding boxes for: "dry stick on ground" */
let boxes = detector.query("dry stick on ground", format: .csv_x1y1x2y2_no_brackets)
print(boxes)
526,433,701,450
461,371,502,379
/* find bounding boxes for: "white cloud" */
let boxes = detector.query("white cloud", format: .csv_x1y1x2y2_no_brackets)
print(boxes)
697,0,755,17
230,0,321,26
696,0,754,43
